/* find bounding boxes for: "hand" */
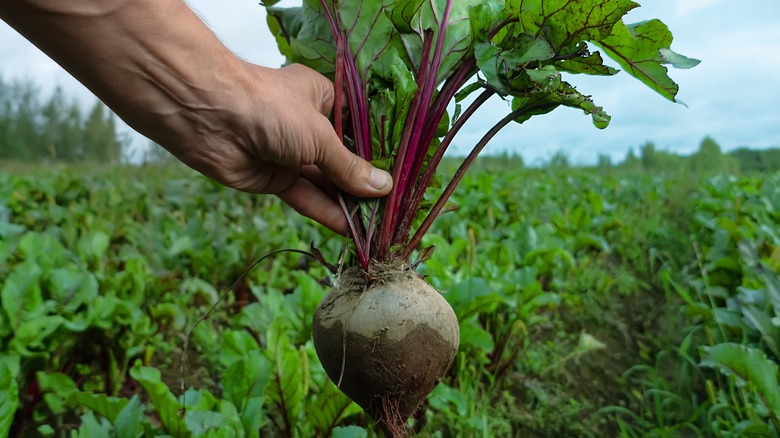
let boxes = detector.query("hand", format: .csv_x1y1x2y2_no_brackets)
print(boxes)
155,62,393,234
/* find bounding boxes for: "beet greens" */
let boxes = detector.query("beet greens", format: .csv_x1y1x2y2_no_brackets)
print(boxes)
262,0,698,268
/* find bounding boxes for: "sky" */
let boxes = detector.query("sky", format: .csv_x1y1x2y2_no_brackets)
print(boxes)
1,0,779,165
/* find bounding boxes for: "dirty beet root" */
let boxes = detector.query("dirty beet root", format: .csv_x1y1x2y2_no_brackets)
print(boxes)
313,266,459,437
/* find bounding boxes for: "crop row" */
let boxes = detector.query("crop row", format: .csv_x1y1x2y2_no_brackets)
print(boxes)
1,164,778,436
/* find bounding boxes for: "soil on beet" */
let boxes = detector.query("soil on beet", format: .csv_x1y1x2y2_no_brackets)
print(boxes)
312,266,459,435
315,318,453,419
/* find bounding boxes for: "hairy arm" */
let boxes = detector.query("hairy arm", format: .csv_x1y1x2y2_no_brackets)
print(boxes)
0,0,391,233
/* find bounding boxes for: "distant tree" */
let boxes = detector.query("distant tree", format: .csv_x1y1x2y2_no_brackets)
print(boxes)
40,87,67,160
758,149,780,171
614,137,776,175
621,147,641,171
596,154,612,169
60,105,84,161
39,87,86,161
83,102,123,162
0,77,12,158
688,136,738,175
470,150,524,172
639,141,657,169
637,141,683,173
728,147,780,173
9,81,41,161
547,150,570,169
0,77,127,163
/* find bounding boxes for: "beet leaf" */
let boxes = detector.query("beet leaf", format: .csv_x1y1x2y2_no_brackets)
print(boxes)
262,0,699,268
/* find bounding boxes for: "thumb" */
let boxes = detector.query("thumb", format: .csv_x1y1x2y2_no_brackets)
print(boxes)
280,64,392,197
315,132,393,198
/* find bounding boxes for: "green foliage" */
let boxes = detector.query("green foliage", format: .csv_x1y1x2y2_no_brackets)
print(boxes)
594,19,699,102
0,360,19,438
606,173,780,436
729,147,780,174
263,0,695,266
0,77,127,163
1,163,778,436
614,136,779,176
701,344,780,422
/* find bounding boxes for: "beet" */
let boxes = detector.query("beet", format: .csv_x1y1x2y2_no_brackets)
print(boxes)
312,265,459,437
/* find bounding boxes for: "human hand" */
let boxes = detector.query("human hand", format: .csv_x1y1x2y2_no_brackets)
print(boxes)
163,62,393,234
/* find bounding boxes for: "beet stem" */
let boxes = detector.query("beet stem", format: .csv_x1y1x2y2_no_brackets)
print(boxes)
403,106,526,258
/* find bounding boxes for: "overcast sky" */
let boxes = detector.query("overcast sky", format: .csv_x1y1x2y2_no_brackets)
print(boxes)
1,0,778,164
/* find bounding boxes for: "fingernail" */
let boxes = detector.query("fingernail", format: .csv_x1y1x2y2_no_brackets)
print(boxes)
369,168,391,191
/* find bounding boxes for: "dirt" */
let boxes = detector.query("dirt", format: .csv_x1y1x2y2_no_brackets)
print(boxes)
312,266,460,436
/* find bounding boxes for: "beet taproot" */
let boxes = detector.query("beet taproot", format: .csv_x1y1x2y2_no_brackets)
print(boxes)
312,265,459,437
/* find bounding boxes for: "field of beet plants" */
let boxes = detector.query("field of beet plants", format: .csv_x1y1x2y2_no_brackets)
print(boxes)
1,161,779,437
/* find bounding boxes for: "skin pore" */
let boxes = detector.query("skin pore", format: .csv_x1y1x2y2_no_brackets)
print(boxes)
0,0,392,233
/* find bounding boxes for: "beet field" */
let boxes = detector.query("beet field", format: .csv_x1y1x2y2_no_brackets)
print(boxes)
1,162,779,437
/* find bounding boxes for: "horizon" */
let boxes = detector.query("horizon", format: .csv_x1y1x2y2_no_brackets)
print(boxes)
2,1,779,165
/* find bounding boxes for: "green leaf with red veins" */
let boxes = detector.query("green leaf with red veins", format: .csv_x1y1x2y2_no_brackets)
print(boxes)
468,1,504,42
261,0,696,261
385,0,426,34
508,0,639,52
434,0,484,83
556,51,619,76
475,35,554,95
474,43,503,92
266,0,336,74
551,83,611,129
386,0,485,83
510,67,610,128
334,1,397,81
370,47,418,157
594,20,701,102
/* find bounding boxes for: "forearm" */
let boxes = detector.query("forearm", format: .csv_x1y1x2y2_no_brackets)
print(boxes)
1,0,391,232
0,0,255,156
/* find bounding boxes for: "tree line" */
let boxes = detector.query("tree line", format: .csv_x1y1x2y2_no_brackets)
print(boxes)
2,76,778,173
0,77,127,163
611,137,780,175
471,138,780,175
